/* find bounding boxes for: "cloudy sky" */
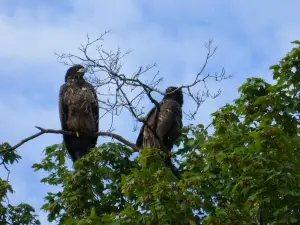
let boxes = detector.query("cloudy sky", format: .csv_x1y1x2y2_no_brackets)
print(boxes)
0,0,299,224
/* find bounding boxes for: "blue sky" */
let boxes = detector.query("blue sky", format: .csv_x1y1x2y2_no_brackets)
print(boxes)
0,0,299,224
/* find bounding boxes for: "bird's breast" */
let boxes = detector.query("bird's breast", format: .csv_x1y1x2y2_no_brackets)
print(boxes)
65,87,96,105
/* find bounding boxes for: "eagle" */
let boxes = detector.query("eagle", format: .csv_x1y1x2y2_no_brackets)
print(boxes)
59,64,99,162
136,86,183,170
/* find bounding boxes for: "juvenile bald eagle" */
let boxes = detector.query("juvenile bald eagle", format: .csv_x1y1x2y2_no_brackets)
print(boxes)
136,86,183,168
59,65,99,162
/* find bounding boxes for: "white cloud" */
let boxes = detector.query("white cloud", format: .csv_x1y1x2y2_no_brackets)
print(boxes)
0,0,143,61
0,0,300,223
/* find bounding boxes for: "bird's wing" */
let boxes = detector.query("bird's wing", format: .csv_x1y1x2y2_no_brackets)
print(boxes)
87,82,99,131
155,100,182,141
136,99,181,148
165,102,182,149
136,103,161,147
59,84,68,130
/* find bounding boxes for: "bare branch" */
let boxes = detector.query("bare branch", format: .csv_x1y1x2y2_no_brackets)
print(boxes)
55,32,230,126
53,31,232,162
1,127,139,153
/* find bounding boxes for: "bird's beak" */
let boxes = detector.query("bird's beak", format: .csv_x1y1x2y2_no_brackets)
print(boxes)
77,67,88,73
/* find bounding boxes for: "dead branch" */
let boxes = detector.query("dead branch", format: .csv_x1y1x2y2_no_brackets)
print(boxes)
1,126,139,153
55,31,230,129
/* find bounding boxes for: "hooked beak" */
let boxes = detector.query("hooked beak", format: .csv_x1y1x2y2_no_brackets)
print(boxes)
77,67,88,73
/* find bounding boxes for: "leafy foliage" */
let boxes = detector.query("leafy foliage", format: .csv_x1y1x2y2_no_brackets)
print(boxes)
195,40,300,224
2,40,300,224
0,143,40,224
32,143,139,224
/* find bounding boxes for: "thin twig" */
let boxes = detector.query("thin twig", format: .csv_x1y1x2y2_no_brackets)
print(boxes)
55,32,229,125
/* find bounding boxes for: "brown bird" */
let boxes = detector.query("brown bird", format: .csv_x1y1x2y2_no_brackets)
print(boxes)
136,86,183,174
59,65,99,162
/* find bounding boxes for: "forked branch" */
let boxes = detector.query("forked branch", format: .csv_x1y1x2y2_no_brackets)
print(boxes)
55,31,231,129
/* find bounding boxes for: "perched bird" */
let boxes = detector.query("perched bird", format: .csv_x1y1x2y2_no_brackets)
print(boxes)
59,64,99,162
136,86,183,171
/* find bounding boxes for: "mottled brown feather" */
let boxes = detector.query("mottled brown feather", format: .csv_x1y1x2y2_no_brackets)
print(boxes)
59,66,99,162
136,87,183,153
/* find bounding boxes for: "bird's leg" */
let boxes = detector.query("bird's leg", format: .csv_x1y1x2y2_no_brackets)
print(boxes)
76,131,80,137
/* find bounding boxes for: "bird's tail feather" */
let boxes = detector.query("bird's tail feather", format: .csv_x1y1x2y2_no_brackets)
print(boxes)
74,150,88,161
64,136,92,162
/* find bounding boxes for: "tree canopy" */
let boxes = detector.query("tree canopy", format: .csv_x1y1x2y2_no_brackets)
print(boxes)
1,40,300,224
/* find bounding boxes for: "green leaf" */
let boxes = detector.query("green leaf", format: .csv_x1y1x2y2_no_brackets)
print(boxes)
90,207,97,218
40,178,48,183
291,40,300,45
58,152,65,165
186,139,195,147
291,217,298,223
254,96,267,105
269,64,280,70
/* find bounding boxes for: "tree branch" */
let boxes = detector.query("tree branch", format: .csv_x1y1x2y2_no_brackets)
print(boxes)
55,31,230,128
1,126,139,153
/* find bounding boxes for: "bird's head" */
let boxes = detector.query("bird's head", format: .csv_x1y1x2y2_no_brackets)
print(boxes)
65,64,88,82
164,86,184,106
